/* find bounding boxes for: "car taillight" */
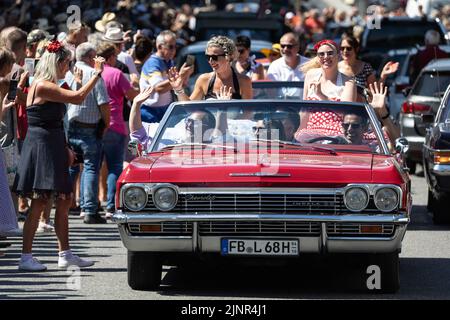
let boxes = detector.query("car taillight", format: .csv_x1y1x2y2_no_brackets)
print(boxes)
434,151,450,164
401,101,432,114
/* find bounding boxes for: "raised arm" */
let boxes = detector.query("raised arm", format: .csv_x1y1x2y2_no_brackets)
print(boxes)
129,86,155,133
34,57,105,105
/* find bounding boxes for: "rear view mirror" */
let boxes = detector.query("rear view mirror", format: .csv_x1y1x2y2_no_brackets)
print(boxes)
421,114,434,124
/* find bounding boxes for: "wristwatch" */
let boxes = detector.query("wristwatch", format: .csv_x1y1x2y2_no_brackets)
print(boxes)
93,70,102,78
381,109,390,120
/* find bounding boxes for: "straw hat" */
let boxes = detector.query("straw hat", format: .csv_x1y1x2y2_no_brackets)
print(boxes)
95,12,116,33
261,43,282,58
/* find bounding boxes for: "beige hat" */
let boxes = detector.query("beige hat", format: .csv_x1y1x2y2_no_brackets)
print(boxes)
102,27,125,43
95,12,116,33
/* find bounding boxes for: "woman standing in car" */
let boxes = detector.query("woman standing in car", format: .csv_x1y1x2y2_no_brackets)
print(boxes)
168,35,253,101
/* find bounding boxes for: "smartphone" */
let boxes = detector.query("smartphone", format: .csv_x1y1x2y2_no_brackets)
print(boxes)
185,54,195,67
24,58,35,77
7,79,18,101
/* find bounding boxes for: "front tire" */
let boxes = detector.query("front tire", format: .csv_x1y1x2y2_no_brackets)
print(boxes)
127,251,162,290
406,159,416,175
431,192,450,224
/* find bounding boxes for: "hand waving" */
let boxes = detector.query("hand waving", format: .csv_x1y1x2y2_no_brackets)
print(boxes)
215,85,232,100
381,61,399,78
134,86,154,106
93,56,105,74
369,81,388,117
168,66,184,91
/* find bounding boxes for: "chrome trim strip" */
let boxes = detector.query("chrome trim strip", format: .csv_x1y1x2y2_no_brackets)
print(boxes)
192,222,198,252
321,223,327,253
113,213,409,224
229,173,291,177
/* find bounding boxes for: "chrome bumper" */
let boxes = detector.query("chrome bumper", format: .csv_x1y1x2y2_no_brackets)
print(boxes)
431,164,450,177
112,211,409,254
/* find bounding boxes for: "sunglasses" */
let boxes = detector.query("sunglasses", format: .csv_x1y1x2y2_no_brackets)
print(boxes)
280,44,296,49
205,54,226,61
340,46,353,52
342,123,362,130
317,51,335,58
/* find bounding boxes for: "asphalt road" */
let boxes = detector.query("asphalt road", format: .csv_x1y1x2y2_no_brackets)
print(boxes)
1,165,450,300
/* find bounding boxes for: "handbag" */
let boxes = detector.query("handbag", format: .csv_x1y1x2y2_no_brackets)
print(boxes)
2,141,19,187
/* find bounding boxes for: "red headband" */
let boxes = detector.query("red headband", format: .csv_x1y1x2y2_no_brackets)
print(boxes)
46,40,63,53
314,39,338,51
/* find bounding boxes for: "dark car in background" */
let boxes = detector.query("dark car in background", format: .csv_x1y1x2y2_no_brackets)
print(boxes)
194,11,284,43
360,17,449,71
400,59,450,174
423,84,450,224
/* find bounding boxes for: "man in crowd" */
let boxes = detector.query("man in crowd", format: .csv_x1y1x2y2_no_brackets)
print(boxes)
65,42,111,224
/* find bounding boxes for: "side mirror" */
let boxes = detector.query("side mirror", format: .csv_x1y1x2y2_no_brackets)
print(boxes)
395,137,409,154
402,87,411,97
421,114,434,124
127,140,142,157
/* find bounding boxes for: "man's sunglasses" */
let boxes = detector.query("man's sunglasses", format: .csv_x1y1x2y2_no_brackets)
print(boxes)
342,122,362,130
280,44,296,49
162,44,176,50
205,54,226,61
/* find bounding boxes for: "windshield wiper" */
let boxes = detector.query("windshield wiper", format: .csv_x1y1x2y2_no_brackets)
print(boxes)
159,143,237,153
250,139,337,155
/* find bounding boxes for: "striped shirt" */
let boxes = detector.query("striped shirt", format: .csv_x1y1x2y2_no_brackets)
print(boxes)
65,61,110,124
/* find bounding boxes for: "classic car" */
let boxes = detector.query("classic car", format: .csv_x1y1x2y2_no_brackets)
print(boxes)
113,100,411,293
423,84,450,224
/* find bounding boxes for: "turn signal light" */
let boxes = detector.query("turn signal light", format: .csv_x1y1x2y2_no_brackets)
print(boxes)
434,151,450,164
360,225,383,234
140,224,162,232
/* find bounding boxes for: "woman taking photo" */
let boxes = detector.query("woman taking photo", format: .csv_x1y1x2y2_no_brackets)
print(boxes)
13,40,105,271
169,35,253,101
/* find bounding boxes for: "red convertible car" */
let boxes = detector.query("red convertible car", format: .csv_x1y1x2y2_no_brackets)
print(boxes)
113,100,411,293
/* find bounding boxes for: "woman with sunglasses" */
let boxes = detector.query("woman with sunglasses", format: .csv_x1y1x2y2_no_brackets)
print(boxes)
294,39,357,142
338,34,398,102
168,35,253,101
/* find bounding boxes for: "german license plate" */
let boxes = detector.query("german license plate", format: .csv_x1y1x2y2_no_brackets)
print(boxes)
221,239,299,256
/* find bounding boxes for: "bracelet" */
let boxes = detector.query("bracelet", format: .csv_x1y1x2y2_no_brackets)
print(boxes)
173,88,185,96
381,109,390,120
93,71,102,78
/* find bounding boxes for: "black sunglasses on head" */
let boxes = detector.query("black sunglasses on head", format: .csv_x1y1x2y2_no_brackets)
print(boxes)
205,54,226,61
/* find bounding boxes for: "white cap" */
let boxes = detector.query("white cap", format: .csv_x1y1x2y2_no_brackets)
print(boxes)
285,12,295,20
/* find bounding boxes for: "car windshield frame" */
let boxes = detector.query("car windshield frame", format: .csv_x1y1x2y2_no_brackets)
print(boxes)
148,100,390,156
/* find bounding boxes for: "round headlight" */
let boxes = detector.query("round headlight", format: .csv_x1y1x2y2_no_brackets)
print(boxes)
344,187,369,212
153,186,178,211
123,187,147,211
374,188,398,212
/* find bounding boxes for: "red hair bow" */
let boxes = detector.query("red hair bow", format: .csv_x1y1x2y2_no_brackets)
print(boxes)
46,40,63,53
314,39,338,51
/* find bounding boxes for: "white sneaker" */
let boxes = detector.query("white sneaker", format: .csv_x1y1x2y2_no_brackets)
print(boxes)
105,212,113,219
58,254,95,269
79,211,86,218
19,257,47,271
36,221,55,233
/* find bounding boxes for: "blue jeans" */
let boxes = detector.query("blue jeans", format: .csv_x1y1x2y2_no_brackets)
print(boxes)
140,105,168,123
68,125,102,215
102,129,125,210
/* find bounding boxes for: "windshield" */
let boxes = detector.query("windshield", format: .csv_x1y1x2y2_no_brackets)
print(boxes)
412,72,450,97
252,82,304,100
151,102,385,155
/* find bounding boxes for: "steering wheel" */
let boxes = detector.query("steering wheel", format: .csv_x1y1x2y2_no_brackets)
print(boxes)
307,136,349,145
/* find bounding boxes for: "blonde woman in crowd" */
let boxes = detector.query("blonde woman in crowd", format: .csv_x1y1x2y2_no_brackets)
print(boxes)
12,40,105,271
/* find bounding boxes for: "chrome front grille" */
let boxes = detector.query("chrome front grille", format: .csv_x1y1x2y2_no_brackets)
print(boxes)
199,221,321,236
145,193,345,215
327,223,395,237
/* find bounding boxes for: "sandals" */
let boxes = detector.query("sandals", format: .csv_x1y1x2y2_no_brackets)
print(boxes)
17,208,30,222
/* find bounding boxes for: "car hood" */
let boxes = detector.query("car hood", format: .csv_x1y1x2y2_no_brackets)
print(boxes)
125,151,397,187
